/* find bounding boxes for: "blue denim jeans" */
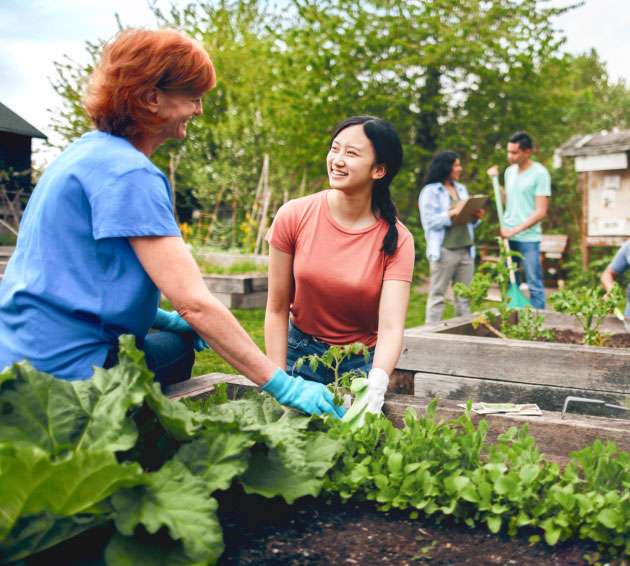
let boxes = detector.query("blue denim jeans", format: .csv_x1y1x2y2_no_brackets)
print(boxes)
104,331,195,389
286,322,374,385
508,240,545,309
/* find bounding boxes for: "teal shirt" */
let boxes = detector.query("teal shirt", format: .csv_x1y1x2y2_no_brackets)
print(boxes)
503,162,551,242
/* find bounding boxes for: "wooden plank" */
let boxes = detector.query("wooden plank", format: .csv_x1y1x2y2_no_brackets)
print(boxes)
165,373,256,401
414,372,629,416
213,290,267,309
383,394,630,466
540,234,568,254
202,274,268,294
399,332,630,393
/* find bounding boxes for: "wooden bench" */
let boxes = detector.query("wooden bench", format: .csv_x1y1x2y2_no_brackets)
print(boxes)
478,235,568,288
540,234,568,287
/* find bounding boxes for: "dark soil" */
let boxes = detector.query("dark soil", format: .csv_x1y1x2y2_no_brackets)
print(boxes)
217,489,603,566
16,487,624,565
551,329,630,349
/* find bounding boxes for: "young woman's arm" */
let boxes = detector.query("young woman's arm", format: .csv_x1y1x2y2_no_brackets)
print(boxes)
371,279,411,376
264,245,294,370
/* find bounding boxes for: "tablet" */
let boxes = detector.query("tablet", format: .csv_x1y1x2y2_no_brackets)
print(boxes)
452,195,488,225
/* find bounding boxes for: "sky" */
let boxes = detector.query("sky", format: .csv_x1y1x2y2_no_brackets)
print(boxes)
1,0,629,165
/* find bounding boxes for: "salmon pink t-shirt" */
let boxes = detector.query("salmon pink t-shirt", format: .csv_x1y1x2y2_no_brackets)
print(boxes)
266,190,415,347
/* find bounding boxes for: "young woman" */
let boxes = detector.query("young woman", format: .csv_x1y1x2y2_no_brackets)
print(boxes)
419,151,484,323
0,29,342,418
265,116,415,411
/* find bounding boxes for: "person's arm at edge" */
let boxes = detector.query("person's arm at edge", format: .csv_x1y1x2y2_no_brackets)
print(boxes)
264,244,293,370
600,265,617,293
129,236,276,385
371,280,411,377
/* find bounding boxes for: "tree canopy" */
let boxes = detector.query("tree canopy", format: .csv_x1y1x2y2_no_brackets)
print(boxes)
49,0,630,262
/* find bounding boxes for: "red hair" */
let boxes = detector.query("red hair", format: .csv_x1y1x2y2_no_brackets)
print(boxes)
84,28,216,141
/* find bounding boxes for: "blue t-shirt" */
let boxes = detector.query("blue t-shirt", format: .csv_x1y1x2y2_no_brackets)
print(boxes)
0,130,180,380
609,241,630,316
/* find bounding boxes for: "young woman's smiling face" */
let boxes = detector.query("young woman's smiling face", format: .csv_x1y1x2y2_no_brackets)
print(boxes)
327,124,385,192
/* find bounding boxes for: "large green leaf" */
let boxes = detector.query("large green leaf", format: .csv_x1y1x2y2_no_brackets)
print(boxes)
0,338,153,456
240,433,341,503
175,429,254,493
0,513,103,564
111,460,223,565
205,395,312,470
0,444,141,559
105,533,206,566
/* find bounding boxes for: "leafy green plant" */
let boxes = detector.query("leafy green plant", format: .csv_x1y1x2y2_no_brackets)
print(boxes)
455,242,553,342
549,284,625,345
2,337,629,563
294,343,370,405
505,307,555,342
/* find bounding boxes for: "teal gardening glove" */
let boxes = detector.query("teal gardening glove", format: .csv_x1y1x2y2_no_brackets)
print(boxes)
152,308,209,352
262,368,345,418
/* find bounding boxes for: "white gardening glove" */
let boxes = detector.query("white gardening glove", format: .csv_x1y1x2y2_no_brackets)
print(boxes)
364,368,389,414
342,368,389,428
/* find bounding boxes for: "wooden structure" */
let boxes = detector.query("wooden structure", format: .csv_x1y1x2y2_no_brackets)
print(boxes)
558,130,630,267
202,273,267,309
0,102,46,235
397,311,630,414
165,372,630,467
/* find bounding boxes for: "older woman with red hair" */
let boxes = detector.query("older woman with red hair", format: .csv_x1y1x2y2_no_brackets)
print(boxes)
0,29,343,418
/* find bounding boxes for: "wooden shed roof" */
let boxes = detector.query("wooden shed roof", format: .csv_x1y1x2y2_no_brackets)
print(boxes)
0,101,46,139
558,129,630,157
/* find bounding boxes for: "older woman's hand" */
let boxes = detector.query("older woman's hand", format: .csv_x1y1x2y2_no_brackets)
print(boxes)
153,308,209,352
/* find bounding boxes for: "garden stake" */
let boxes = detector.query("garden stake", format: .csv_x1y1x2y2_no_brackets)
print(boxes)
489,174,531,309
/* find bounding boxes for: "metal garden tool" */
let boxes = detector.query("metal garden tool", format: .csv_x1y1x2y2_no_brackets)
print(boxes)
489,174,531,309
561,396,629,419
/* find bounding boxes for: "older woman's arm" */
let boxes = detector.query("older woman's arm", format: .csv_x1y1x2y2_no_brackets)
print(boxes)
130,236,276,384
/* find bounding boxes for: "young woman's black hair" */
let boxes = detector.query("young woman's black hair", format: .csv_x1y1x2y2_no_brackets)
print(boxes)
423,151,459,185
331,116,403,256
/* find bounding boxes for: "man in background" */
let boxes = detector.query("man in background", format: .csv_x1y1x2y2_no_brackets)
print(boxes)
488,131,551,309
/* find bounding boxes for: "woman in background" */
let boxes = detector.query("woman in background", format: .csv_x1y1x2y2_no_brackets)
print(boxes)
419,151,484,323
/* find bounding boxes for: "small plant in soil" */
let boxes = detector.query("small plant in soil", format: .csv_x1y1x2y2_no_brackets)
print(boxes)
455,242,552,342
549,283,625,346
294,343,370,405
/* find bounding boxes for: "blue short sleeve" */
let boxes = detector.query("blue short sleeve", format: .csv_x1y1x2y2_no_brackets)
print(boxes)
610,242,630,275
89,169,180,240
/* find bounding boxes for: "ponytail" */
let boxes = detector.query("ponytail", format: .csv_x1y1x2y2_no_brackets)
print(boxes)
331,116,403,257
372,184,398,256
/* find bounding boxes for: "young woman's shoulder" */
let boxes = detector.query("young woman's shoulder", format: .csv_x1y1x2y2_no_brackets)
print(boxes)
275,191,324,222
394,218,414,242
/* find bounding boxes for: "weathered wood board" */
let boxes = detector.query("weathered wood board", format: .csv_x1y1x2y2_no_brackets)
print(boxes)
166,373,630,466
201,274,268,294
413,372,629,417
383,394,630,466
398,312,630,401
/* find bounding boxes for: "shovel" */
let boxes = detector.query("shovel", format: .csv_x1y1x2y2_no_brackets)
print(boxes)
489,174,531,309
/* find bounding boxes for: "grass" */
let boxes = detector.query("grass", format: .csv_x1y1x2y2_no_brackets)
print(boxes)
191,290,455,376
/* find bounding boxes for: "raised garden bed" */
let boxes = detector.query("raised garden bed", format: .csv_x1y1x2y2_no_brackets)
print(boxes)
202,273,267,309
3,353,628,565
166,373,630,466
397,311,630,416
